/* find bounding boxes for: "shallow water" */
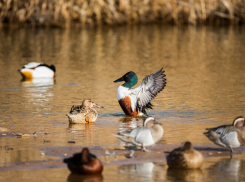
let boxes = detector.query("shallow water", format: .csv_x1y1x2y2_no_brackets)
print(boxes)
0,25,245,181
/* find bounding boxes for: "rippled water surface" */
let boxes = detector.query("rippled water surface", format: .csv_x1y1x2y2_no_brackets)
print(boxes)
1,25,245,181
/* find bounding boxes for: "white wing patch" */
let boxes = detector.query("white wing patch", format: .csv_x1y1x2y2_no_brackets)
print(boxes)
117,86,137,111
23,62,42,69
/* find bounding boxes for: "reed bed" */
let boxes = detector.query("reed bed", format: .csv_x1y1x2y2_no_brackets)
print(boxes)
0,0,245,27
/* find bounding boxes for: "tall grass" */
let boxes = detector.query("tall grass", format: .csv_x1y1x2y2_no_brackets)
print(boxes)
0,0,245,27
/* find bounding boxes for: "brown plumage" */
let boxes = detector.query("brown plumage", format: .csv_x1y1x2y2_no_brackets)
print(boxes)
118,96,138,116
63,148,103,175
66,99,103,124
167,141,204,169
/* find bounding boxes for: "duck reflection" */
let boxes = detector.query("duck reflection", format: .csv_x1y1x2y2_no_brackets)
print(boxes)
68,123,95,141
118,117,145,132
21,78,55,108
167,168,203,182
21,78,55,87
67,173,103,182
207,158,245,181
119,162,164,179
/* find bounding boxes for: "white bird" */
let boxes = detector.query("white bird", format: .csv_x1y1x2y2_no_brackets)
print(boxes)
19,62,56,79
114,117,164,151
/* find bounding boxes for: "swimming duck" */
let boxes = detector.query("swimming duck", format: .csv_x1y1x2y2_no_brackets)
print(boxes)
66,99,103,124
203,116,245,158
114,117,164,151
19,62,56,79
63,147,103,175
167,141,204,169
114,68,166,116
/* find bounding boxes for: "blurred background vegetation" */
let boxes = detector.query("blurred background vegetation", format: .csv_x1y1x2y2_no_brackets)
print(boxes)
0,0,245,27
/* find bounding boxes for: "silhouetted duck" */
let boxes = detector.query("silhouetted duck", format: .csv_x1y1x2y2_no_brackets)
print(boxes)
114,117,164,151
63,148,103,175
19,62,56,79
66,99,103,124
204,116,245,158
167,141,204,169
114,68,166,116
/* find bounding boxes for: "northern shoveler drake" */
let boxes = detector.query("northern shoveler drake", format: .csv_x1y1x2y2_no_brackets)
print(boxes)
204,116,245,158
114,68,166,116
167,141,204,169
63,147,103,175
114,117,164,151
19,62,56,79
66,99,104,124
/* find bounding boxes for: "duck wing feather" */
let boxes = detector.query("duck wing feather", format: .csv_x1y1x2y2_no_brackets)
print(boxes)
131,68,166,112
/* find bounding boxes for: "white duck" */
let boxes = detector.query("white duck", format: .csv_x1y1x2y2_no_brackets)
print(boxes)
19,62,56,79
114,117,164,151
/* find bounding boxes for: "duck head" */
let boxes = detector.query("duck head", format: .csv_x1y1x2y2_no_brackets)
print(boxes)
49,65,56,72
232,116,245,128
81,148,95,163
143,117,161,128
114,71,138,88
82,99,104,108
64,147,103,175
181,141,193,151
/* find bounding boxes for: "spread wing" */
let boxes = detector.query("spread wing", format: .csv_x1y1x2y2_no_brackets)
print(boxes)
133,68,166,112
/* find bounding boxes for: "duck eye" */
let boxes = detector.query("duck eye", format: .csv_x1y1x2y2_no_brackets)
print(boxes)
126,75,128,77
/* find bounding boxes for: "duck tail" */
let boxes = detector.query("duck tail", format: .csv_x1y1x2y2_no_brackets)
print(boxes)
203,131,210,136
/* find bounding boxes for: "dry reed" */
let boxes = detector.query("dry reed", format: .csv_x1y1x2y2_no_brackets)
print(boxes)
0,0,245,27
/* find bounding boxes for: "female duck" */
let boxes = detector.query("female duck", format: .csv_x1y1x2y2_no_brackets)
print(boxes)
114,68,166,116
67,99,103,124
19,62,56,79
114,117,164,151
167,141,204,169
64,147,103,175
204,116,245,158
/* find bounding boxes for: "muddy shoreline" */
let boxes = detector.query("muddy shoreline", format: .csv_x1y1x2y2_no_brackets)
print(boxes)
1,140,244,171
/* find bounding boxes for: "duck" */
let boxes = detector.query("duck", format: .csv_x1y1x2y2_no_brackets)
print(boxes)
114,117,164,151
19,62,56,79
166,141,204,169
203,116,245,158
66,99,104,124
63,147,103,175
114,68,166,116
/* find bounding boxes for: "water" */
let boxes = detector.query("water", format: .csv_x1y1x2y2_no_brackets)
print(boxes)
1,25,245,181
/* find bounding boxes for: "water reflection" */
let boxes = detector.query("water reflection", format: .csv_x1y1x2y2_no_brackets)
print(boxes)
118,162,164,180
68,123,98,143
67,173,103,182
118,117,145,132
207,158,245,181
167,168,204,182
20,78,54,111
21,78,55,88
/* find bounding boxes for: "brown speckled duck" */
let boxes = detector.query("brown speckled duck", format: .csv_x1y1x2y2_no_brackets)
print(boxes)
167,141,204,169
66,99,103,124
63,147,103,175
